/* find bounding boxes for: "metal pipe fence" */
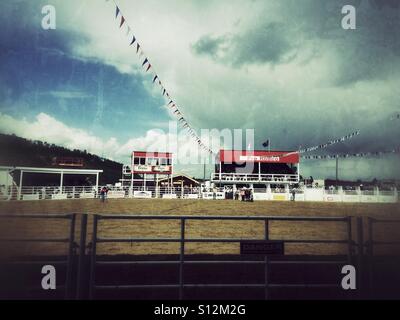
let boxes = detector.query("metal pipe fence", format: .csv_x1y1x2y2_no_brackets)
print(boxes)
0,213,77,299
365,217,400,297
1,213,398,299
88,214,355,300
2,185,397,201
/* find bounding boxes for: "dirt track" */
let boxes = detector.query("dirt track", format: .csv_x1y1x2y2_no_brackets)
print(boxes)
0,199,399,256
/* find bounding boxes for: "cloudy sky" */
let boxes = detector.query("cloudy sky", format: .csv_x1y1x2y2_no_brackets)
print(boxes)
0,0,399,179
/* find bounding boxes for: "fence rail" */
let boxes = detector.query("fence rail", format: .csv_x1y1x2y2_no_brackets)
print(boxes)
1,213,399,299
1,184,397,203
88,214,355,300
0,213,77,299
365,217,400,297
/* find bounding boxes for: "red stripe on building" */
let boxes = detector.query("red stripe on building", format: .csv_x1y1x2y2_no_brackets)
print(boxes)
132,151,173,158
219,150,299,164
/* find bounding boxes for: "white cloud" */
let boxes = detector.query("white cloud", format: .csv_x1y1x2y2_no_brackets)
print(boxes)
0,112,214,173
0,112,119,158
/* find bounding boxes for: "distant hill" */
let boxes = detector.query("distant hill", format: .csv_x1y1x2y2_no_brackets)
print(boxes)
0,133,122,184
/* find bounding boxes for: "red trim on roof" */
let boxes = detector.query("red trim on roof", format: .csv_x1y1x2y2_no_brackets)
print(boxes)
132,151,173,158
219,150,299,164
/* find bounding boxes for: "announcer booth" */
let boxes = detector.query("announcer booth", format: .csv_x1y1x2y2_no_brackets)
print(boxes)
130,151,173,190
212,149,300,189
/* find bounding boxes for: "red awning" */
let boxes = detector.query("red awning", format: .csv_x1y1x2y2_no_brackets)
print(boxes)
132,151,173,158
219,150,299,164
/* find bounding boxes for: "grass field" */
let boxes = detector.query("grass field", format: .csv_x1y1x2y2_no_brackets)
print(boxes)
0,199,399,257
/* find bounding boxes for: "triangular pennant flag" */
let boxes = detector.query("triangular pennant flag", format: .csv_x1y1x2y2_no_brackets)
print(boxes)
152,75,158,83
115,6,120,18
136,43,140,53
120,16,125,28
168,100,173,105
146,64,151,72
162,89,166,96
130,35,136,45
142,58,148,67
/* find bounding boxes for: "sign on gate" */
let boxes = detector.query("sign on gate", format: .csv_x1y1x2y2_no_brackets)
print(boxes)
162,193,177,199
185,194,199,199
240,240,284,255
22,194,40,201
107,191,126,199
133,190,152,198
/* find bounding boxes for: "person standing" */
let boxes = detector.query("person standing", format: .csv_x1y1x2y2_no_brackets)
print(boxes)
240,188,245,201
100,186,108,203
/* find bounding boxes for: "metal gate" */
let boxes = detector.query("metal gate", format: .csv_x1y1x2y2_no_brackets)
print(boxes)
365,217,400,298
0,213,77,299
88,214,355,300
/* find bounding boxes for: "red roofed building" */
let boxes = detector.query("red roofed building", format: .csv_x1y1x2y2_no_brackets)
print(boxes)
121,151,174,188
212,149,300,186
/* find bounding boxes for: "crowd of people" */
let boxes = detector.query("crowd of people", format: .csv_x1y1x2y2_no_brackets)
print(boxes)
234,187,254,202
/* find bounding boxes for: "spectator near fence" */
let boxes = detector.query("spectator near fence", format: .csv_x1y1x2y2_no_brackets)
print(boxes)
100,186,108,202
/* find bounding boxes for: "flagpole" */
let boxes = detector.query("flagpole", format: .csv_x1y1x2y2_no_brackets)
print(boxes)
336,156,339,185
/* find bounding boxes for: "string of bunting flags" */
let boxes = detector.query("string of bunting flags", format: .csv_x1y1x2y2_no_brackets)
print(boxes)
106,0,215,155
301,148,400,160
298,131,360,154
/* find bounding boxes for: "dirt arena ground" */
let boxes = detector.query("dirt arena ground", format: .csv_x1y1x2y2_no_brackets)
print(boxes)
0,199,399,257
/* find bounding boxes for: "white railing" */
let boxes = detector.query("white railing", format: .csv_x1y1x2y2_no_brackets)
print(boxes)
343,190,358,195
0,185,397,203
1,185,203,201
211,173,299,183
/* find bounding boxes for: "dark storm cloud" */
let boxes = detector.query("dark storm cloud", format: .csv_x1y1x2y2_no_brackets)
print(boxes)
192,22,296,66
192,34,226,58
294,0,400,86
192,0,400,84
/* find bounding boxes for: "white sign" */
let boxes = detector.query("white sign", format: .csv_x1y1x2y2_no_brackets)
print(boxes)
80,192,95,199
202,192,225,200
22,194,40,201
239,155,280,162
162,193,177,199
133,190,152,198
107,191,126,199
153,165,171,172
215,192,225,199
52,194,68,200
202,192,214,199
133,165,152,172
185,194,199,199
253,193,269,201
